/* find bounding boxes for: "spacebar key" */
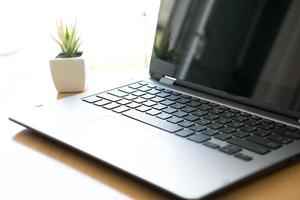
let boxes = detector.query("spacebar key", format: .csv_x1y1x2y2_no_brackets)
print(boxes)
123,109,183,133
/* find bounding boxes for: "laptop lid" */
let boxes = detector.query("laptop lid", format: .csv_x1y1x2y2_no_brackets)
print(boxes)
149,0,300,120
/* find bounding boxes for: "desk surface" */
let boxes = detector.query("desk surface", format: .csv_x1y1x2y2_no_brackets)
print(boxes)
1,52,300,200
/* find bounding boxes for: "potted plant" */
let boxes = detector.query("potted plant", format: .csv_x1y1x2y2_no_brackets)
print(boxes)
49,20,86,92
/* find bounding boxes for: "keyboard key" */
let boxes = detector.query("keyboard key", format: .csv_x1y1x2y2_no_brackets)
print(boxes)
163,89,173,93
104,102,120,110
273,127,294,135
209,108,224,114
166,95,180,101
228,121,244,128
138,86,151,92
219,126,236,134
119,86,136,93
267,134,292,144
97,93,121,102
170,103,186,109
240,112,251,117
167,116,183,124
118,99,131,105
156,112,172,120
245,119,262,126
187,101,201,107
201,129,218,136
176,129,195,137
192,110,208,117
188,133,210,143
146,83,156,88
233,130,249,138
246,135,281,149
203,114,219,121
221,112,236,118
160,100,175,106
181,106,197,113
94,99,110,106
133,97,147,103
157,92,170,98
136,105,151,112
240,125,257,132
178,120,194,128
195,118,211,126
287,126,298,131
108,90,128,97
199,99,209,104
203,141,220,149
215,118,231,124
235,153,253,161
128,83,142,89
143,101,157,107
138,81,148,85
191,97,200,101
277,130,300,140
176,98,190,104
190,125,206,132
83,95,101,103
163,107,177,114
208,102,218,107
127,102,141,109
258,123,275,130
214,133,231,141
184,114,200,122
124,94,137,100
147,89,160,95
152,104,167,110
113,106,130,113
253,130,271,137
151,97,165,102
228,138,270,154
142,94,156,99
251,115,262,120
219,105,230,110
198,104,212,111
123,110,182,133
207,122,224,130
146,109,161,116
219,145,241,155
182,94,191,99
276,122,286,128
173,111,188,118
262,119,274,124
233,115,248,122
155,86,164,91
132,91,146,96
230,109,240,114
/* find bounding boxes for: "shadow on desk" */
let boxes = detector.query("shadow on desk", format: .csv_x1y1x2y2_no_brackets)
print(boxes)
13,130,174,200
13,130,300,200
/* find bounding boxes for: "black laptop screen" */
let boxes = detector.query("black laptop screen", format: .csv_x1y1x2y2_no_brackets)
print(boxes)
152,0,300,114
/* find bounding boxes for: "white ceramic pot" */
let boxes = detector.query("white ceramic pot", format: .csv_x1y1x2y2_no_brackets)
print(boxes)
49,53,86,92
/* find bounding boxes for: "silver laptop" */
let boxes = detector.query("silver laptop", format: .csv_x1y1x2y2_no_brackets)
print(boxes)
9,0,300,199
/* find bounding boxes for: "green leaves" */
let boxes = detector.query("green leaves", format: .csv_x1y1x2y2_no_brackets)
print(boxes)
53,21,81,58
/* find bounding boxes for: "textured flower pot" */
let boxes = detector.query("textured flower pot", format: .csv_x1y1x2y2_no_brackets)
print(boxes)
49,52,86,92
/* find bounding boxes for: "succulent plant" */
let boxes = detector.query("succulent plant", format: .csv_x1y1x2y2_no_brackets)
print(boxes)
53,20,81,58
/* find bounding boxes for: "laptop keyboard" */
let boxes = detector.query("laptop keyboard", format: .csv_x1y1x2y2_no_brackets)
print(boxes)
82,81,300,162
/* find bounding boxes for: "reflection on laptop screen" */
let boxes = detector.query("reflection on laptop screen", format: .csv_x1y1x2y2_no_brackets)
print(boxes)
153,0,300,113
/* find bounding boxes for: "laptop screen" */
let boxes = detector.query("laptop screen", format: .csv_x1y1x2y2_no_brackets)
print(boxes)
152,0,300,114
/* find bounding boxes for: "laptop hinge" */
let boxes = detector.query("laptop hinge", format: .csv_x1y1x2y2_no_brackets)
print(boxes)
159,76,176,85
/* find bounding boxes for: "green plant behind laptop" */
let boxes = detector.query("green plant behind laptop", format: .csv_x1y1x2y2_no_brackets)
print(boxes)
52,20,81,58
153,27,180,62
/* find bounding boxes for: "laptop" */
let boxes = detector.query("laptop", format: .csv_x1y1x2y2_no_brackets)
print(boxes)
9,0,300,199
